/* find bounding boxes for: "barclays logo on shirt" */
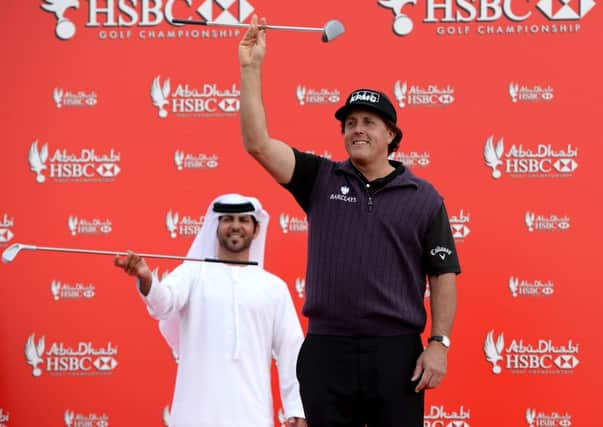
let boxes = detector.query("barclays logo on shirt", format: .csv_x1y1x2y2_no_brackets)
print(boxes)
329,186,358,203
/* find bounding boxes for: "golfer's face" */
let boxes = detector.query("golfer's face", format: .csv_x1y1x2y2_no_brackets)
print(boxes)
216,214,257,254
343,110,393,164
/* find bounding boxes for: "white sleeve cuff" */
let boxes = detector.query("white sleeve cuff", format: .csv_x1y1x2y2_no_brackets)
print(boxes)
136,271,175,319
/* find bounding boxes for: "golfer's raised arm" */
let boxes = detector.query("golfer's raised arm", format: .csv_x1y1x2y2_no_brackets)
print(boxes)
239,15,295,185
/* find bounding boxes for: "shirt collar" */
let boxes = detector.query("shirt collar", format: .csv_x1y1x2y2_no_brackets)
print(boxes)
335,159,419,189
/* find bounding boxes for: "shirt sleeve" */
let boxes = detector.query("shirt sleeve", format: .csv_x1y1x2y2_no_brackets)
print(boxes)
272,282,305,419
282,148,324,212
423,203,462,276
138,262,196,320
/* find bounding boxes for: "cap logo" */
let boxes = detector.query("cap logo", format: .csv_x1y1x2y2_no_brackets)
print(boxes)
349,90,380,104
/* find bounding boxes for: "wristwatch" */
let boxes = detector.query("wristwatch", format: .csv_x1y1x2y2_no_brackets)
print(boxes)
428,335,451,348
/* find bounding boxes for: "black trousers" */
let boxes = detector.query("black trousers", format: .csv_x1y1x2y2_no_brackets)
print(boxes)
296,334,424,427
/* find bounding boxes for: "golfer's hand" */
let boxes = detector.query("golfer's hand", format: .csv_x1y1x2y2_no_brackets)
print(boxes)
287,417,307,427
114,251,152,293
411,342,448,392
239,15,266,67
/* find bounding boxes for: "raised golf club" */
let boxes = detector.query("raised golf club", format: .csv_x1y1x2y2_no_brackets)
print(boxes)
171,18,345,42
1,243,257,265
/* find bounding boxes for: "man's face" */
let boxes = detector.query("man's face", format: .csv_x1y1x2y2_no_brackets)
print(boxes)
343,110,394,165
216,214,258,255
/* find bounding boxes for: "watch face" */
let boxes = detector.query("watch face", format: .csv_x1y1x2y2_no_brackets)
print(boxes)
430,335,451,348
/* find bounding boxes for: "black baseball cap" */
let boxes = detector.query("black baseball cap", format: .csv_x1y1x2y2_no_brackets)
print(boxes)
335,89,397,124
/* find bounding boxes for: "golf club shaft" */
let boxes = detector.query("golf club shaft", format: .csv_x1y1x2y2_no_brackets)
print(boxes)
171,18,322,32
30,245,257,265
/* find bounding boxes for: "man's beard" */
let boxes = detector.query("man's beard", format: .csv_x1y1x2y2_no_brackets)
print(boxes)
218,233,253,254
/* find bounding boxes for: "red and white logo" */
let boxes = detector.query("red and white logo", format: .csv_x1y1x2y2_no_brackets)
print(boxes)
28,141,122,184
484,330,580,375
25,333,119,377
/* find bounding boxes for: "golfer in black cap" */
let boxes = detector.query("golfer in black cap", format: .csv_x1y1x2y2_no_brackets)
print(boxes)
239,15,460,427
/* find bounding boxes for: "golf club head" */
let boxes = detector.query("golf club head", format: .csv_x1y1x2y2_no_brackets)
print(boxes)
2,243,26,263
322,20,345,42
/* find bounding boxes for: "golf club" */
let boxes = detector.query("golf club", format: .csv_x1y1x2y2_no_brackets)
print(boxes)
171,18,345,42
1,243,257,266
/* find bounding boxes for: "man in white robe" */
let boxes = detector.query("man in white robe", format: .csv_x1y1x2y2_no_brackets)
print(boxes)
114,193,306,427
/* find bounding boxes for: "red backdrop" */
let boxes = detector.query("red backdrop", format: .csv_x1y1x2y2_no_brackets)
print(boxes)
1,1,602,426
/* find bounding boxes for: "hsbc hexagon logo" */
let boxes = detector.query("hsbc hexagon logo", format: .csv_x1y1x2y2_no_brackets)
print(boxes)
554,354,579,369
94,356,118,371
96,163,121,177
537,0,596,19
218,98,239,112
553,158,578,173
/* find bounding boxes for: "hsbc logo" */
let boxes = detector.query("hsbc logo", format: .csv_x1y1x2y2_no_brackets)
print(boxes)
53,87,98,108
68,216,113,236
296,85,341,105
524,211,571,232
279,214,308,234
449,209,470,240
484,330,580,375
0,214,15,245
41,0,254,41
28,141,121,183
63,410,110,427
151,76,240,118
526,408,572,427
165,210,204,238
425,405,472,427
390,151,431,168
483,136,579,179
393,80,455,108
174,150,219,170
508,82,554,103
51,280,96,300
378,0,596,37
508,276,555,298
25,334,119,377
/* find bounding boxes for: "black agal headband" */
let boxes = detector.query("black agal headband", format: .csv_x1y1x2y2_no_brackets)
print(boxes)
213,202,255,214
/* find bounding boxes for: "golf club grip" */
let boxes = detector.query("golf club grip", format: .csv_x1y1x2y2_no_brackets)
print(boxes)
135,253,258,265
171,18,209,26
